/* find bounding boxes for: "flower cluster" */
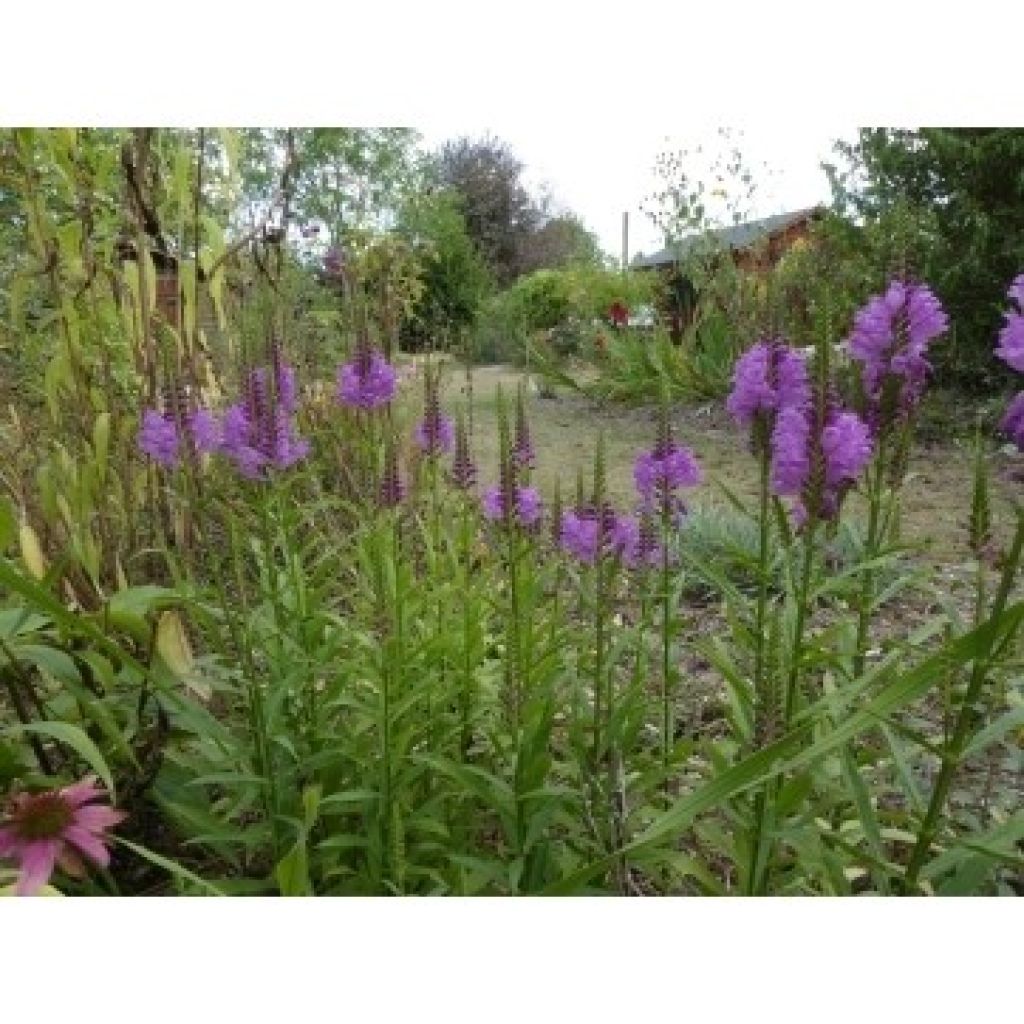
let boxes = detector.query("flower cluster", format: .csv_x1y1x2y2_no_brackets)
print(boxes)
136,350,309,480
220,359,309,479
726,338,810,430
996,274,1024,450
482,484,542,528
337,335,398,410
633,415,702,516
137,408,181,467
845,278,948,426
773,398,873,524
379,440,406,509
0,776,125,896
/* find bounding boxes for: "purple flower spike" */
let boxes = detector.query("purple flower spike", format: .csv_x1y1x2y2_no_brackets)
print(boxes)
1001,392,1024,451
483,484,542,529
450,418,477,491
188,409,222,454
138,409,180,468
559,510,601,563
337,349,398,410
220,362,309,479
846,278,948,416
770,406,811,497
996,275,1024,374
822,411,872,488
633,445,702,504
415,415,455,456
726,339,810,428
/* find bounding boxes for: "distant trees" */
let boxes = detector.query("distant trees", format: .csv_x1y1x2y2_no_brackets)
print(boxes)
436,135,605,286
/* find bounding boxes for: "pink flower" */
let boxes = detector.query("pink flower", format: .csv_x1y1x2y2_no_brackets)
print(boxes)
0,777,126,896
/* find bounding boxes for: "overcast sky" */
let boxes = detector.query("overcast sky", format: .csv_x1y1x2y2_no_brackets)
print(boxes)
419,125,858,263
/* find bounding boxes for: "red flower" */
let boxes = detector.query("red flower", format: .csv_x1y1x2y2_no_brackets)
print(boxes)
608,302,629,327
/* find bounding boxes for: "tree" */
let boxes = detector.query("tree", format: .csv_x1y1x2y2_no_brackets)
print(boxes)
516,213,605,275
827,128,1024,391
397,188,492,350
435,135,541,286
238,128,423,240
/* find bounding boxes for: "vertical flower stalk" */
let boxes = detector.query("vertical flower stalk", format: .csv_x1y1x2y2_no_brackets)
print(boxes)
845,277,946,676
634,405,702,781
336,331,398,411
727,338,811,748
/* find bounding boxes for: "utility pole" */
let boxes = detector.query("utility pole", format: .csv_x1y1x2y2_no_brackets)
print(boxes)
621,211,629,271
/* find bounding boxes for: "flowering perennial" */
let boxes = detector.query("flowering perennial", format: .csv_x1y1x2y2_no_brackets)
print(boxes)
137,409,180,467
726,338,810,429
0,777,125,896
482,485,542,529
995,274,1024,374
771,399,872,522
337,336,398,410
846,278,948,422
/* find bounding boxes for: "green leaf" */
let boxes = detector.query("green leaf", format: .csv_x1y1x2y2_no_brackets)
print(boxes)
275,839,311,897
1,721,114,797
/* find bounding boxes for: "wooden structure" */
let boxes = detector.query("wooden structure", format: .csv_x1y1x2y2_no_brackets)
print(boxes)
632,207,824,339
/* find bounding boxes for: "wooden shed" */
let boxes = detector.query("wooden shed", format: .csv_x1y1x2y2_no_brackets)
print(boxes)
632,207,824,339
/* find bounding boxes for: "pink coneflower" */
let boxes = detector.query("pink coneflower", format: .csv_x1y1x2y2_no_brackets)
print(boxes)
0,777,126,896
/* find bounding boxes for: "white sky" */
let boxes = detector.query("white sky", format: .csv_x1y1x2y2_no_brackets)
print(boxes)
419,125,858,263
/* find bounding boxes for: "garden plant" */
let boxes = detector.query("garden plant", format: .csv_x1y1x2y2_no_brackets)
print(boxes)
1,128,1022,897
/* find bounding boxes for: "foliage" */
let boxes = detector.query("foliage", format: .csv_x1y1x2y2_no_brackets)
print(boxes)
827,128,1024,392
472,267,657,365
436,135,542,287
397,189,493,350
435,135,607,288
2,128,1023,899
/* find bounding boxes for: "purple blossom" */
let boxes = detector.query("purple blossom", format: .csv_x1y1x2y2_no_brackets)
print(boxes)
846,279,948,414
187,409,222,454
996,315,1024,373
337,349,398,410
482,485,542,529
770,406,811,497
137,410,180,468
633,444,702,506
1001,392,1024,451
221,404,251,452
995,275,1024,373
220,364,309,479
822,411,873,489
415,415,455,456
275,364,298,415
559,509,601,563
726,339,810,427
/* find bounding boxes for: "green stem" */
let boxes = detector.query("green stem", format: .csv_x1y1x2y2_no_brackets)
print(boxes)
853,451,887,678
745,435,772,895
660,499,673,785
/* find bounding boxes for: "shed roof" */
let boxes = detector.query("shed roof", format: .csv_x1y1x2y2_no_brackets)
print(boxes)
632,206,823,269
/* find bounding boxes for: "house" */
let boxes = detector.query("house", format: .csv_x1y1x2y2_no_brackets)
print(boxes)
631,206,824,339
